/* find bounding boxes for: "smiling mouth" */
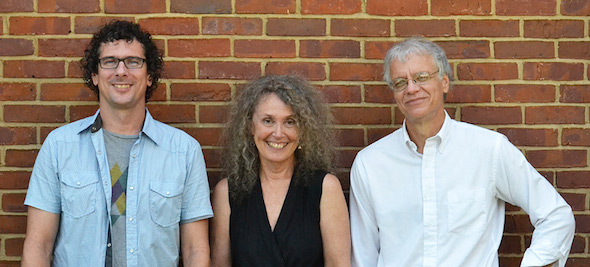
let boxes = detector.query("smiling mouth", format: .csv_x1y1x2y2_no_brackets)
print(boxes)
113,84,131,89
267,142,287,149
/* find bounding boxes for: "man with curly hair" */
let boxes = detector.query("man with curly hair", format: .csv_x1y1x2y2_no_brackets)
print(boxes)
22,20,212,266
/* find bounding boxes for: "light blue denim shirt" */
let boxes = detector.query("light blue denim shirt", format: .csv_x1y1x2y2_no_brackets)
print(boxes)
25,109,213,266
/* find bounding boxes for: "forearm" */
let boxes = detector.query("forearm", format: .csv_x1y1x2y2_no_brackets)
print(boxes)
182,247,210,267
21,240,52,267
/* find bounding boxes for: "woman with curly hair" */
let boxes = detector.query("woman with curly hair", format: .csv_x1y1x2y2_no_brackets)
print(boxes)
210,75,351,267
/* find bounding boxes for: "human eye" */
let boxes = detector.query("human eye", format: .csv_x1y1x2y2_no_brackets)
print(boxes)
262,118,273,125
285,118,297,127
100,57,118,67
390,78,408,90
125,57,143,68
414,72,432,83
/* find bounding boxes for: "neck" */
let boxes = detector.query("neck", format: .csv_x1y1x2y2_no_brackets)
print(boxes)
259,159,295,182
405,110,446,154
99,105,145,135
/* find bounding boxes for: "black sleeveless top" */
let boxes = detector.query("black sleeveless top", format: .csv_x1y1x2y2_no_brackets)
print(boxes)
229,170,327,267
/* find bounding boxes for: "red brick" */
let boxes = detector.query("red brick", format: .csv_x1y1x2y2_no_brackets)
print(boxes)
9,17,70,35
558,42,590,59
267,18,325,36
574,215,590,233
525,20,584,38
235,0,295,14
171,0,231,14
395,20,455,37
202,148,222,168
561,192,586,211
168,39,230,57
526,150,587,168
40,83,95,101
495,84,555,103
234,40,295,58
5,238,24,257
2,193,26,212
170,83,230,102
300,40,360,58
331,19,390,37
202,17,261,35
432,0,491,15
4,105,65,123
367,0,427,15
105,0,165,13
162,61,196,79
301,0,362,14
567,258,590,267
562,128,590,146
496,0,556,15
0,39,34,56
336,149,359,168
365,41,396,60
438,41,490,59
41,127,58,143
0,0,33,12
0,18,3,35
504,214,534,233
39,0,99,12
319,85,361,103
459,20,519,37
0,83,35,101
368,128,396,144
138,18,199,35
265,62,326,81
332,107,391,125
38,39,89,57
199,105,229,123
74,16,134,34
70,105,99,121
0,216,27,234
180,127,223,146
561,85,590,103
5,149,39,167
457,63,518,81
365,85,394,104
557,171,590,188
498,257,521,267
149,83,166,102
0,171,31,189
67,61,84,78
4,60,65,78
524,62,584,81
570,236,585,254
335,129,364,147
525,106,585,124
498,235,522,254
446,85,491,103
146,104,195,123
495,41,554,59
330,63,382,81
561,0,590,15
0,127,36,145
199,62,261,80
461,106,521,125
497,128,558,147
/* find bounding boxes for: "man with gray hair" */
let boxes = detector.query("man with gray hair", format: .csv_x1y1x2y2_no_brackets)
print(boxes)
349,38,575,267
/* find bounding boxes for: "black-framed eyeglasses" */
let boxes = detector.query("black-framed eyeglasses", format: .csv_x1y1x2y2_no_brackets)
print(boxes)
388,70,440,92
98,57,146,69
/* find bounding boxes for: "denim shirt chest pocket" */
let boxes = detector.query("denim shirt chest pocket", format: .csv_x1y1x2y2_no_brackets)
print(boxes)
150,180,185,227
60,171,99,218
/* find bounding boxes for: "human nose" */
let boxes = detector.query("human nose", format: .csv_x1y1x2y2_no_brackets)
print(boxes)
405,78,420,94
272,123,284,137
114,60,128,75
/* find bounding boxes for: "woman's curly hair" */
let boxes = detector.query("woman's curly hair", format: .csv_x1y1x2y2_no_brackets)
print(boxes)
80,20,163,102
222,75,336,203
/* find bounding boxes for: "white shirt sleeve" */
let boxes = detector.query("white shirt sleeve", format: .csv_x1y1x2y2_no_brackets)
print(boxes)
493,136,575,267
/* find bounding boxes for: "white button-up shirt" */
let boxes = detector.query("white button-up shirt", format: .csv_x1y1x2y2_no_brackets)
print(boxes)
350,113,575,267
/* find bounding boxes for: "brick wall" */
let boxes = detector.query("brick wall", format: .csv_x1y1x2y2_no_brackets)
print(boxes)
1,0,589,265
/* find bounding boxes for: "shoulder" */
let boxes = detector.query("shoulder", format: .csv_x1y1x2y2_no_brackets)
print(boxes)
450,119,507,145
214,178,229,195
148,119,202,151
321,173,344,195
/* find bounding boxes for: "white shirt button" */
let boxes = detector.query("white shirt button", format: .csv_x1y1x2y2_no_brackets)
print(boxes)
129,249,134,254
129,186,134,190
129,217,133,221
132,154,137,159
76,182,81,186
166,191,170,195
107,243,112,247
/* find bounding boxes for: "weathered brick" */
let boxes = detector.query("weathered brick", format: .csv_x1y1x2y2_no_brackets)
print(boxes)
235,0,295,14
180,127,223,146
461,106,522,125
5,105,66,123
335,129,365,147
446,85,491,103
557,171,590,188
332,107,391,125
146,104,195,123
498,235,522,254
495,84,555,103
365,85,394,104
0,216,27,234
523,62,584,81
331,19,390,37
498,257,522,267
68,61,84,78
40,83,95,101
170,83,230,102
5,238,25,257
171,0,231,14
138,18,199,35
199,105,229,123
570,236,586,254
0,0,33,12
2,193,26,212
335,149,359,168
265,62,326,81
267,18,325,36
39,0,99,13
70,105,99,121
365,41,396,59
234,40,295,58
395,20,455,37
0,127,36,145
567,258,590,266
0,171,31,189
319,85,361,103
459,20,519,37
524,20,585,38
149,83,166,102
526,106,585,124
202,148,222,168
457,63,518,80
495,41,554,59
368,127,397,144
4,61,65,78
5,149,39,167
504,214,534,233
300,40,360,58
162,61,196,79
527,150,587,168
9,17,70,35
558,42,590,59
38,39,89,57
199,62,261,80
496,0,556,15
432,0,491,15
561,192,586,211
575,215,590,233
561,0,590,15
202,17,262,35
438,41,490,59
74,16,134,34
301,0,362,14
497,128,558,147
0,83,36,101
105,0,166,13
330,63,382,81
560,85,590,103
168,39,230,57
562,128,590,146
366,0,427,15
0,39,34,56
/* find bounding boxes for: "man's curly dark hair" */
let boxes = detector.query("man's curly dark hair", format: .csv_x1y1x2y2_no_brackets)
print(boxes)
80,20,163,102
